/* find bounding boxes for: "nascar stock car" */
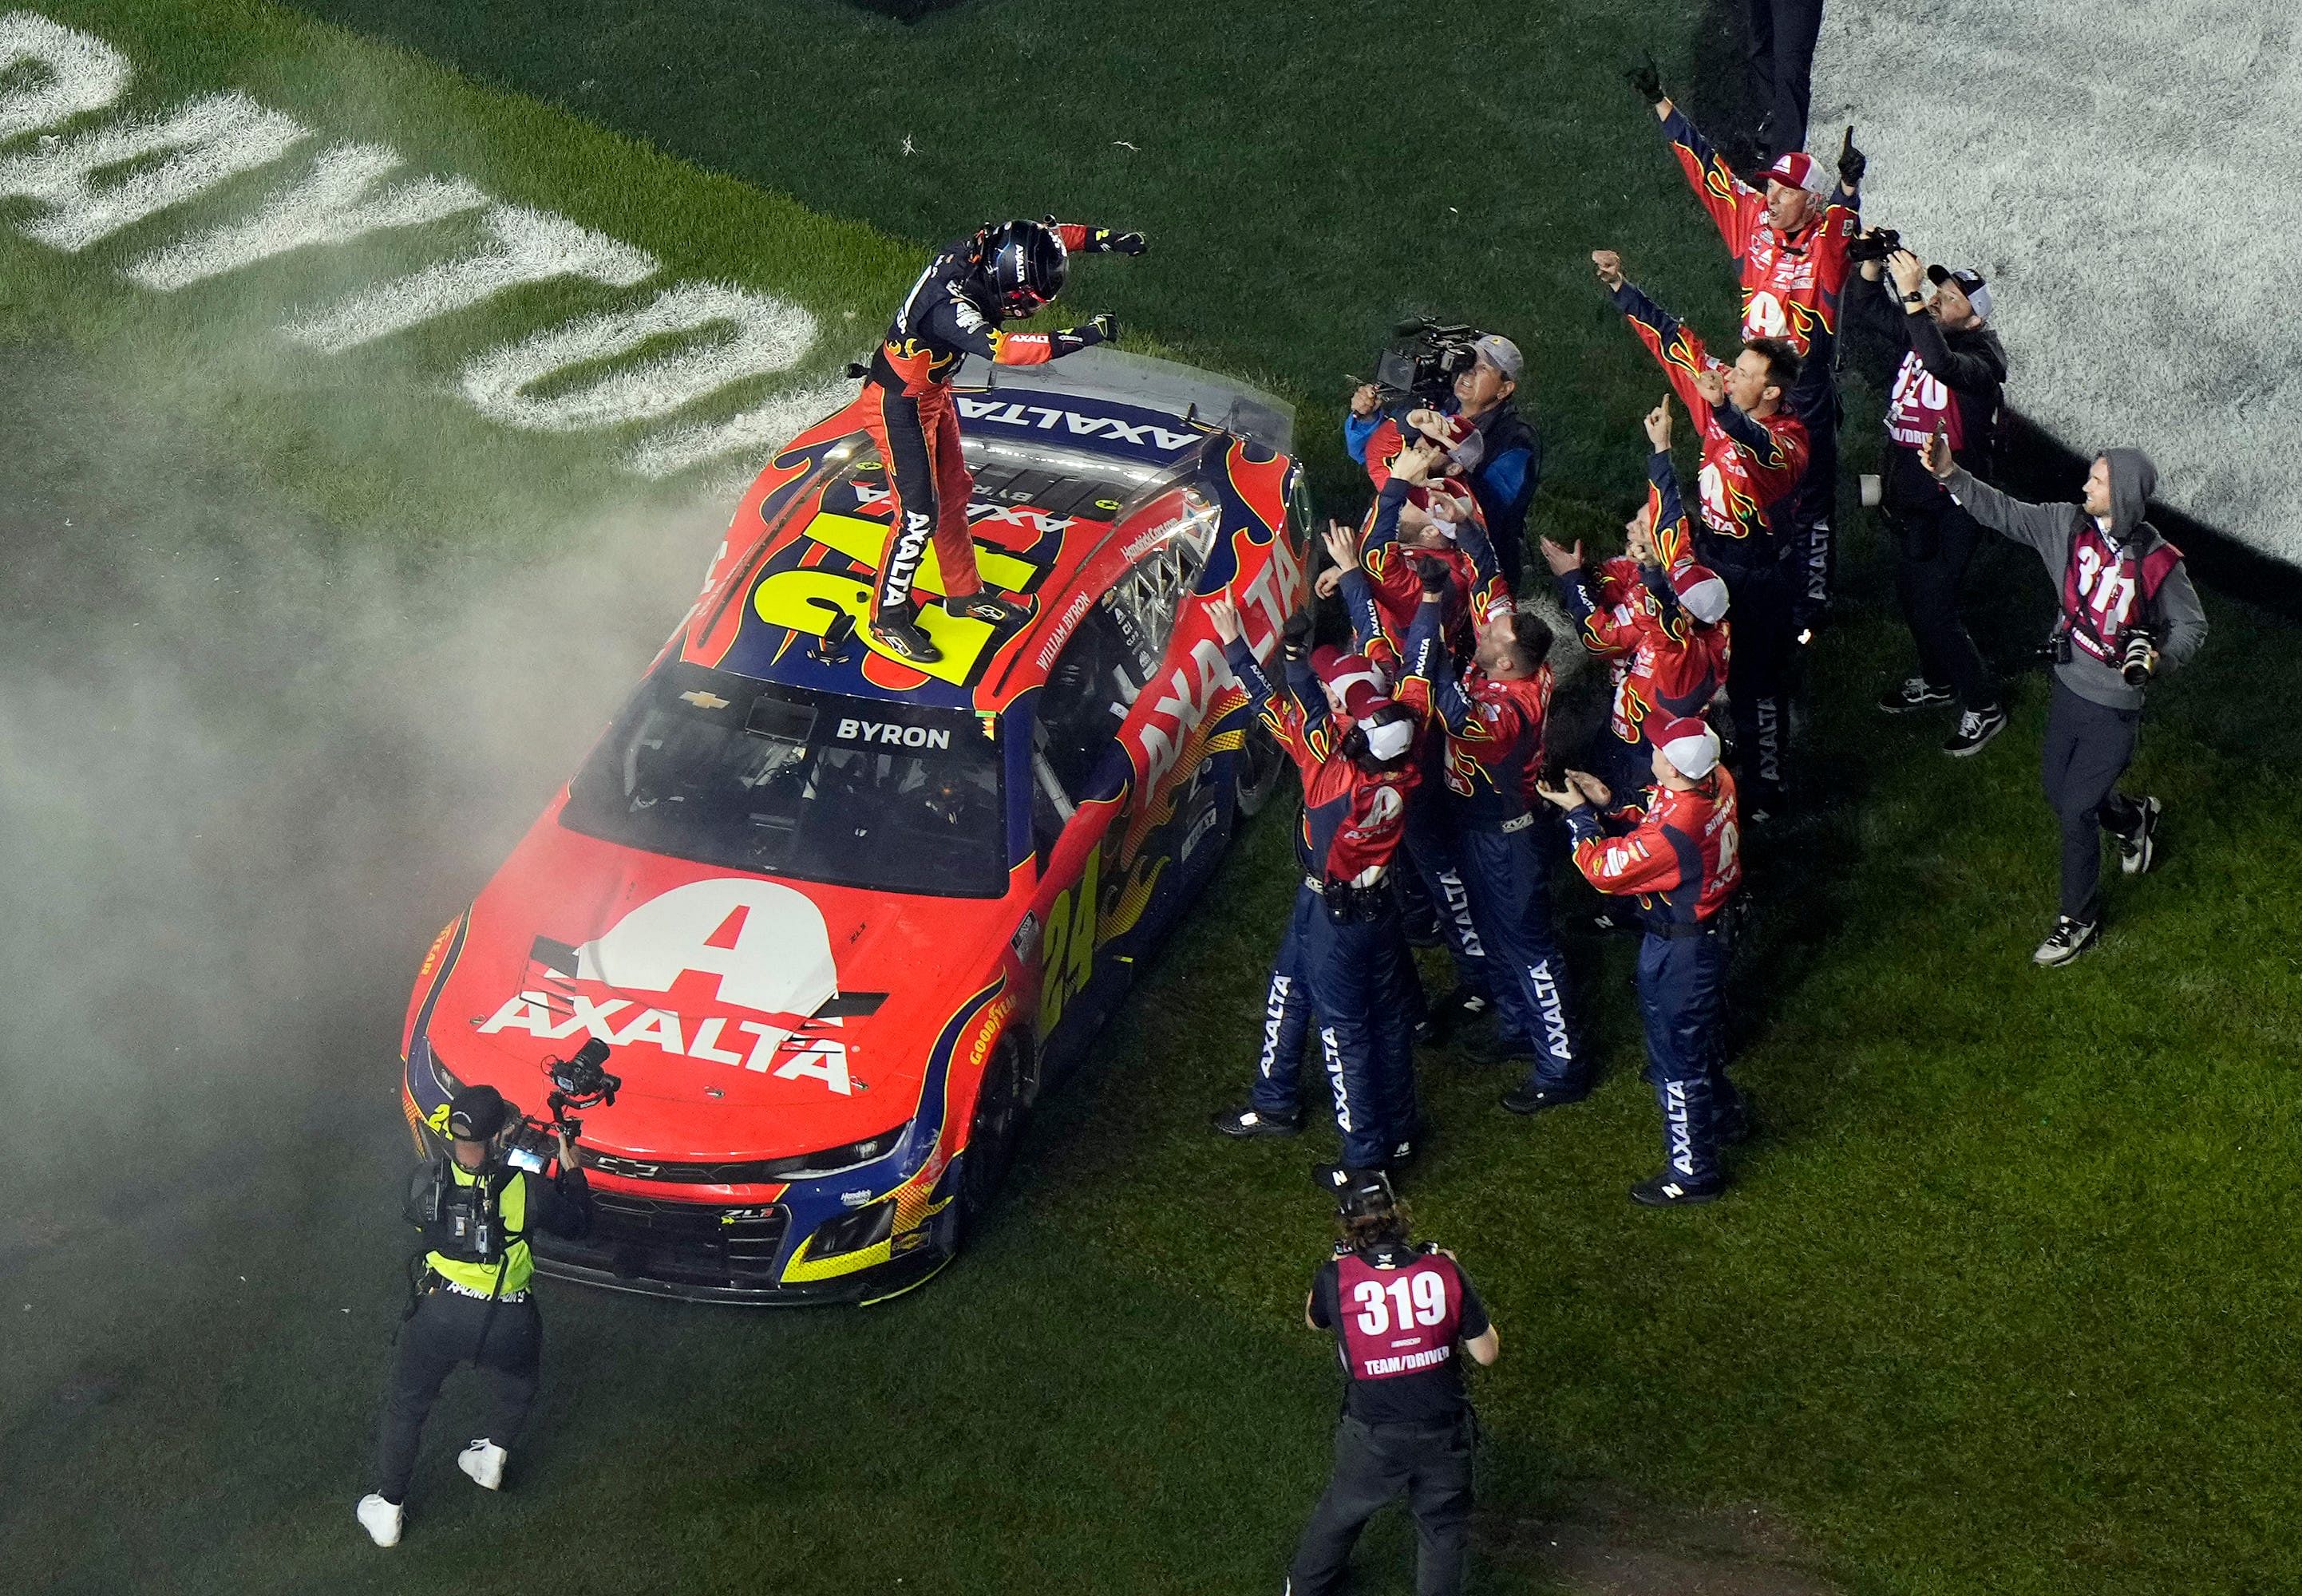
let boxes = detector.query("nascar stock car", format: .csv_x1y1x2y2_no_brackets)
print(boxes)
400,350,1311,1302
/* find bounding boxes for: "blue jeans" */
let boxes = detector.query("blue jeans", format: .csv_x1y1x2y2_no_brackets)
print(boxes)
1636,923,1738,1186
1458,818,1582,1092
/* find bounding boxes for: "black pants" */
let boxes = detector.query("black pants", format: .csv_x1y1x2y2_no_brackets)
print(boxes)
1891,496,1998,712
1745,0,1826,158
2039,678,2145,922
372,1290,542,1503
1288,1414,1475,1596
1786,382,1840,620
1716,558,1794,811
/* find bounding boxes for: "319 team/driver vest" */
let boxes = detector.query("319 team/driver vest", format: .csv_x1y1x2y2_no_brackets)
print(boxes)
426,1163,534,1297
2059,520,2181,664
1334,1250,1466,1384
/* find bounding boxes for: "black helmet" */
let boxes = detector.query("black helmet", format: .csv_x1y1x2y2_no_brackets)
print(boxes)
977,219,1067,318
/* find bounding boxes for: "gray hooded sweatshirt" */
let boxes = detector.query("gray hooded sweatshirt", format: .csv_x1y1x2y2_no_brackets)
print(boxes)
1944,448,2207,711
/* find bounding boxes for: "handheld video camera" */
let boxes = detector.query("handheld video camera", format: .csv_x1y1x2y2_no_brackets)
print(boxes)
502,1040,622,1175
1373,319,1487,409
1848,226,1904,265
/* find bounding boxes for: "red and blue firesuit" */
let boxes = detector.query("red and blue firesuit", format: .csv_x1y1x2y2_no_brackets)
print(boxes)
1555,451,1732,804
865,223,1119,614
1225,637,1422,1170
1561,769,1745,1191
1660,103,1858,618
1398,598,1584,1095
1611,276,1806,811
1341,480,1509,1012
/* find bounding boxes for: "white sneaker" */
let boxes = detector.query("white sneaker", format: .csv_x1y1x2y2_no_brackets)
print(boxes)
458,1439,508,1491
356,1493,403,1547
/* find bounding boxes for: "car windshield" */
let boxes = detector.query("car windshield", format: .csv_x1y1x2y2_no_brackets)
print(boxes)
563,666,1007,899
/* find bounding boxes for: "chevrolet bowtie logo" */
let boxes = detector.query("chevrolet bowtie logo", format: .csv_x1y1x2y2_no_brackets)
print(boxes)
679,690,732,710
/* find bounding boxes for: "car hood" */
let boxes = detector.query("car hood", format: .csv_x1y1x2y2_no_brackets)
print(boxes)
422,795,1018,1160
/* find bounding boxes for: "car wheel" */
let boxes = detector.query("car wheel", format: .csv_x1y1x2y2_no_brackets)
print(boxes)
960,1034,1032,1221
1234,718,1288,816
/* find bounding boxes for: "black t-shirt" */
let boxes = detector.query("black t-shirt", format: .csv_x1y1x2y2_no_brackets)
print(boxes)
1308,1245,1490,1426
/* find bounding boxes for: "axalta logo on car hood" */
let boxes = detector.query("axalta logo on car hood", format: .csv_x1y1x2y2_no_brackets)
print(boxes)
953,394,1201,460
473,876,867,1096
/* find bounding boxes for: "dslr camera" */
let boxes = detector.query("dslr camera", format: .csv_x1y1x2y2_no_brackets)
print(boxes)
502,1039,623,1174
1848,225,1904,265
1374,318,1487,408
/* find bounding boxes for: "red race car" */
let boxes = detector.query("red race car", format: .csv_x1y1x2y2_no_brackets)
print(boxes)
400,351,1310,1302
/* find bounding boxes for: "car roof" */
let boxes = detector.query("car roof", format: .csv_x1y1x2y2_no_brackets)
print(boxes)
676,358,1297,717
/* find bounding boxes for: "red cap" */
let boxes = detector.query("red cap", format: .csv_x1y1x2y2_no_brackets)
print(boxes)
1650,714,1723,780
1758,151,1818,192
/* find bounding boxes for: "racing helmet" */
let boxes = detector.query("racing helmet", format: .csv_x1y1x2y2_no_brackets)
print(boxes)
977,219,1068,318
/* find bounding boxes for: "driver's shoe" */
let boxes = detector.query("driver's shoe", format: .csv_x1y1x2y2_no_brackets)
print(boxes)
942,591,1032,626
869,604,943,663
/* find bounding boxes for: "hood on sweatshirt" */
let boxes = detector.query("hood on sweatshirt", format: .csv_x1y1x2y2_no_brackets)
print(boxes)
2098,447,2158,547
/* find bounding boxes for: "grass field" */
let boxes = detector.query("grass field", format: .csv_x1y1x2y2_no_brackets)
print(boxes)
3,3,2300,1594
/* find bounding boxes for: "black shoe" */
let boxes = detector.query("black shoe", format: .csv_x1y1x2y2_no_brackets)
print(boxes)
869,606,943,663
2031,915,2098,967
1943,704,2008,757
2118,796,2162,875
1589,909,1639,935
1466,1029,1535,1068
941,591,1033,626
1500,1082,1590,1116
1211,1104,1302,1138
1312,1160,1388,1192
1630,1170,1724,1207
1878,677,1954,714
1412,1015,1438,1046
1388,1132,1421,1168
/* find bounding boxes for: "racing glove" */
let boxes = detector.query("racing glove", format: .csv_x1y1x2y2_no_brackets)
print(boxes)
1094,229,1148,255
1281,610,1314,662
1625,53,1663,105
1837,126,1866,188
1048,315,1117,357
1413,557,1450,598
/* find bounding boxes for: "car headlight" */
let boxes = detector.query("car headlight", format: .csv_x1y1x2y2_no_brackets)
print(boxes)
808,1198,896,1258
578,1124,913,1184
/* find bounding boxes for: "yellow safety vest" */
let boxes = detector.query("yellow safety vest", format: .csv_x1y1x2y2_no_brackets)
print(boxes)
425,1161,532,1296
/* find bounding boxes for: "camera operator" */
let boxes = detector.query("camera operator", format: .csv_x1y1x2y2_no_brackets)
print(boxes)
357,1084,592,1547
1626,60,1862,630
1284,1168,1497,1596
1850,240,2011,755
1210,598,1423,1177
1347,333,1541,589
1537,718,1748,1205
1594,248,1806,820
1919,432,2208,966
1391,553,1588,1112
1541,400,1732,812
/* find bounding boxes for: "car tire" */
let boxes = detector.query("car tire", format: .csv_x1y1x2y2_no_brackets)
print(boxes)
959,1033,1034,1224
1233,718,1288,817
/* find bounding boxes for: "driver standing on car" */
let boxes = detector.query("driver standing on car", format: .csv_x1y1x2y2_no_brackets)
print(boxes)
357,1085,592,1548
864,217,1146,664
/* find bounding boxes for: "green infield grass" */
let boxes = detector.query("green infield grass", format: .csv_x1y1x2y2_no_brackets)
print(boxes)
2,3,2298,1594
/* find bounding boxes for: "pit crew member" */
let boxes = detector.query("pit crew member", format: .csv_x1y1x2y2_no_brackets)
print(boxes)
1209,598,1422,1175
1538,718,1747,1206
1594,247,1806,819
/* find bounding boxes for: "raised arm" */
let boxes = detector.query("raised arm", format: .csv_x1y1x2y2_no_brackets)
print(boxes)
1936,456,2075,559
1605,269,1719,430
1659,101,1764,259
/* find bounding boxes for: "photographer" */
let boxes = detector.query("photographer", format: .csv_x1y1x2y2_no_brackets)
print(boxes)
1348,333,1542,589
1542,400,1732,811
1284,1168,1497,1596
1627,60,1862,628
1851,240,2010,755
1920,433,2208,966
1595,248,1807,820
1210,598,1422,1177
357,1084,592,1547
